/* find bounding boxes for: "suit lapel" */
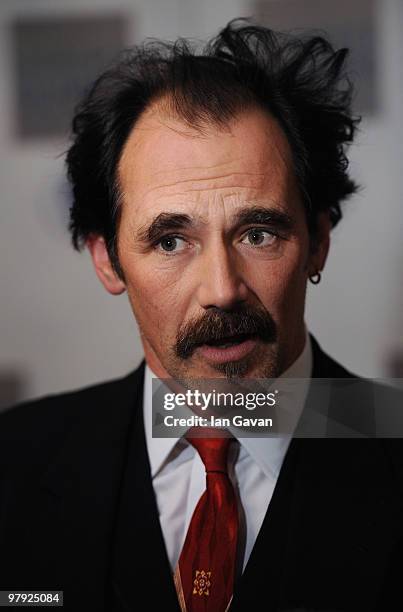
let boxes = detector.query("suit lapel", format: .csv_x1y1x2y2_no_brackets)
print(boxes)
230,438,300,611
231,338,401,611
38,360,179,611
109,377,180,611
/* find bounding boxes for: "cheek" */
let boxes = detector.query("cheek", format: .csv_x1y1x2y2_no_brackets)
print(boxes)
121,257,187,338
255,245,308,317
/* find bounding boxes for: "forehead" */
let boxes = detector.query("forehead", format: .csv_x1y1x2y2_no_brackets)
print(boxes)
117,103,300,222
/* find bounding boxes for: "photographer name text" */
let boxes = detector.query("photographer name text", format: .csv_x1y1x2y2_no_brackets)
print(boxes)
164,414,273,428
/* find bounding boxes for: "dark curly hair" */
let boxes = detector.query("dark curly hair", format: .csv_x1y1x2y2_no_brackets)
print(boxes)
66,18,360,276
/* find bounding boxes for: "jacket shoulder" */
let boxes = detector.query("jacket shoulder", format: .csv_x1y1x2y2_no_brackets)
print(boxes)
310,335,358,379
0,363,145,470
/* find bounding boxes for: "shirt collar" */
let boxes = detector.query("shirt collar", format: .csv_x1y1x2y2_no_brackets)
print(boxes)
236,334,312,479
143,331,312,479
143,364,179,477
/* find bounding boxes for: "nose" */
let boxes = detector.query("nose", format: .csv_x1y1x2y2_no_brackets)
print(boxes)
196,241,249,311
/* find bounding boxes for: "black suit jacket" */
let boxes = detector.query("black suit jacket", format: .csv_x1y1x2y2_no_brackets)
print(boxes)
1,337,403,611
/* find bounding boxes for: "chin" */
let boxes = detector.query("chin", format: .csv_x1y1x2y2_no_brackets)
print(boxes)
186,348,279,380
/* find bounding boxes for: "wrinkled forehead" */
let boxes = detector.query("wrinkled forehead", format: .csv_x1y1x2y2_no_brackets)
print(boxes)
117,102,301,224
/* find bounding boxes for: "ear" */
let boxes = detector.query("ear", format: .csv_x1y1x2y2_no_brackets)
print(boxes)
308,212,331,277
86,235,126,295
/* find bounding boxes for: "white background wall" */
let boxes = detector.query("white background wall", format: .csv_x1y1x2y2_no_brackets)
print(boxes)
0,0,402,405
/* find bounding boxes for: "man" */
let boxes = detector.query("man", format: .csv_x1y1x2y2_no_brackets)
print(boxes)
1,20,402,612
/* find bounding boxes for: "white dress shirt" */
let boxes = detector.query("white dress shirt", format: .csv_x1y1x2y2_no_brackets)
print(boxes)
143,335,312,571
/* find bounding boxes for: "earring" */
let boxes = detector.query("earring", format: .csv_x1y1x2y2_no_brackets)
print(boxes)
309,271,321,285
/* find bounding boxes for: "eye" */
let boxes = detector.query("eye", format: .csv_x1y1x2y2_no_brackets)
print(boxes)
241,228,278,247
156,235,187,253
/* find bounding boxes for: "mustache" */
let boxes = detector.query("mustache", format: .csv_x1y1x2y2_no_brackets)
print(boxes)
175,305,277,359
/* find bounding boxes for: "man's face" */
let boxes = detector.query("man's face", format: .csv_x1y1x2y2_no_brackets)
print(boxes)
91,104,329,379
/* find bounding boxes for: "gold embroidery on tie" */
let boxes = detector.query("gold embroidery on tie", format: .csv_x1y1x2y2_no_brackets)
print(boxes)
193,570,211,596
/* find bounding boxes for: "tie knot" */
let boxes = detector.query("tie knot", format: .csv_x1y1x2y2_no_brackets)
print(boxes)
186,427,231,473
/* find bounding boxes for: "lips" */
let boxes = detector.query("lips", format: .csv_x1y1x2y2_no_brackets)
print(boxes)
204,332,254,348
197,333,258,364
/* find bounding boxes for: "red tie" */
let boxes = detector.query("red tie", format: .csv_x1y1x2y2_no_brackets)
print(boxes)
174,429,239,612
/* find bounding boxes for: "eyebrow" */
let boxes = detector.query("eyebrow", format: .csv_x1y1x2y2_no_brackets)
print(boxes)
136,206,294,243
137,213,194,243
234,206,294,230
